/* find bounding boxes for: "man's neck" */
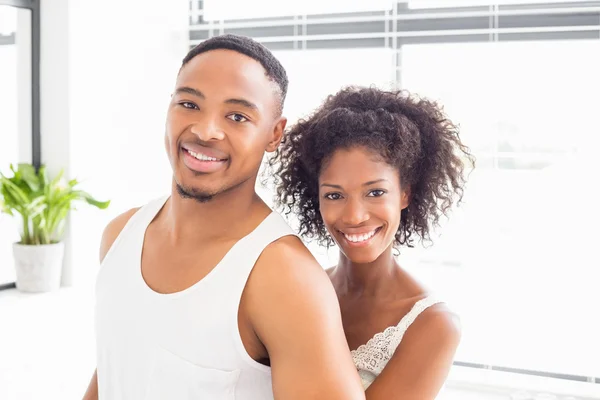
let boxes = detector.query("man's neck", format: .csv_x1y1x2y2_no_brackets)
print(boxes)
162,180,270,245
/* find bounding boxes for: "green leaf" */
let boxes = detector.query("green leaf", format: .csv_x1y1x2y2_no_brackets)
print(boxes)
77,191,110,209
1,163,110,243
27,197,47,219
0,177,30,206
18,163,40,192
0,198,14,216
49,169,65,189
38,165,48,190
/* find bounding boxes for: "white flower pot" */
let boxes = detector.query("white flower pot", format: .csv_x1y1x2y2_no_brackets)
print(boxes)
12,242,65,293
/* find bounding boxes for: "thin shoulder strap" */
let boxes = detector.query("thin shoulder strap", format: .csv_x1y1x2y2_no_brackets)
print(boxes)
389,296,443,349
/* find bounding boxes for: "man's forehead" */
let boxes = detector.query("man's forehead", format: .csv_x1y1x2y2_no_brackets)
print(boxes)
177,50,282,114
179,49,265,80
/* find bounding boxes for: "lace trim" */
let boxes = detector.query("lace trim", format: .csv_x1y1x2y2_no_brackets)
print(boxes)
351,296,442,375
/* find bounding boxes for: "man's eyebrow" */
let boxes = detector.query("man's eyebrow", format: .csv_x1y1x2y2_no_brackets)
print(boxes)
225,98,258,111
174,87,205,98
174,88,258,111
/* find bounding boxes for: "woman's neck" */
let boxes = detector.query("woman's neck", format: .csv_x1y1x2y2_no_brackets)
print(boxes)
333,246,400,298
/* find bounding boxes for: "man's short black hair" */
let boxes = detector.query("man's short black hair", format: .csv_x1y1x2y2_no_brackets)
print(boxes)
182,34,288,114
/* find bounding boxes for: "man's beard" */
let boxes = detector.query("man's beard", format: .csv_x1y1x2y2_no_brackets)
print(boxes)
175,175,252,204
176,183,215,203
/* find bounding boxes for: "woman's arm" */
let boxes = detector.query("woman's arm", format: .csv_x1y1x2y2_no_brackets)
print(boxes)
365,306,461,400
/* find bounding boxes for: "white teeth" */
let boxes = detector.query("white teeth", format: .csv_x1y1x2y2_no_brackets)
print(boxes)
188,149,218,161
343,229,378,243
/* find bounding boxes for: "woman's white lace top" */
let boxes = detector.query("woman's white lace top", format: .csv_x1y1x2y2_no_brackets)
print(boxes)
351,296,442,390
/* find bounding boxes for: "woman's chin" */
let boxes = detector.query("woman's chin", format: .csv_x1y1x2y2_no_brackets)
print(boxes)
340,248,381,265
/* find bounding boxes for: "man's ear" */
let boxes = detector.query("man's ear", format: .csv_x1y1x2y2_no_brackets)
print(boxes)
266,117,287,153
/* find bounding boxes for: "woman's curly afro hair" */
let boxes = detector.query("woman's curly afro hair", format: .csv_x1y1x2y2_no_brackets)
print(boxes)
269,86,475,248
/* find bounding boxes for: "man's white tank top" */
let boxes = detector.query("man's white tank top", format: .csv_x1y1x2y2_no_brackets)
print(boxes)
95,195,296,400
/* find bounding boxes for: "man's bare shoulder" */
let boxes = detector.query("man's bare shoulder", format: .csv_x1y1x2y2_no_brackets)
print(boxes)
246,234,338,326
99,207,140,262
253,235,329,284
243,236,365,399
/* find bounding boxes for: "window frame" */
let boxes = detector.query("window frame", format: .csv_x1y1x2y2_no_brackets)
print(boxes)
0,0,41,291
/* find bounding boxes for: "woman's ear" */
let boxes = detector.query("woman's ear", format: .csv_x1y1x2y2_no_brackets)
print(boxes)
400,188,411,210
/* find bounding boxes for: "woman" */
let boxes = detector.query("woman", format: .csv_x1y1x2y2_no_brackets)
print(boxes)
271,86,474,398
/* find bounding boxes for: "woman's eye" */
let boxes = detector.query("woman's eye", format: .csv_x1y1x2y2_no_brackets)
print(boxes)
367,189,386,197
227,113,248,123
325,193,343,200
180,102,198,110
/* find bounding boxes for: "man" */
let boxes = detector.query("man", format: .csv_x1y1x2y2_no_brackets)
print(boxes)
82,35,365,399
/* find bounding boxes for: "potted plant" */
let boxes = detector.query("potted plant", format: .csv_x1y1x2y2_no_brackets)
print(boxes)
0,163,109,292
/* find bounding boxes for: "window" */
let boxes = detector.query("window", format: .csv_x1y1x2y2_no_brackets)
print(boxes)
273,48,395,123
401,40,600,378
203,0,393,21
408,0,586,9
0,2,36,288
188,0,600,383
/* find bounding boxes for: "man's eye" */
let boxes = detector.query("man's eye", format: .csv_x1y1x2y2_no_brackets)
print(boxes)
227,114,248,123
180,102,198,110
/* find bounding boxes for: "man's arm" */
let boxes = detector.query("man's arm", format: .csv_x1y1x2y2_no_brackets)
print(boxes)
365,306,461,400
247,236,365,400
82,208,140,400
82,370,98,400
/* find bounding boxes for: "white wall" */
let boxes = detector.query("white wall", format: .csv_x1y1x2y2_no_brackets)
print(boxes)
0,6,33,285
0,41,20,285
40,0,189,285
40,0,72,285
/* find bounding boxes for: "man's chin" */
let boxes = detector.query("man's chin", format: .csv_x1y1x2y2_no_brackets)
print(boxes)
175,183,216,204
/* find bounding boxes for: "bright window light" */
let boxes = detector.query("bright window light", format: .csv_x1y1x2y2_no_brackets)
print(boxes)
401,39,600,377
204,0,394,21
0,5,17,35
408,0,586,9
